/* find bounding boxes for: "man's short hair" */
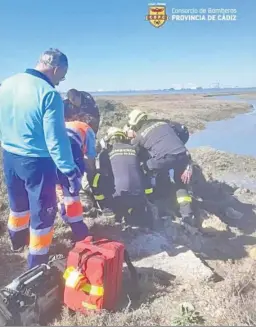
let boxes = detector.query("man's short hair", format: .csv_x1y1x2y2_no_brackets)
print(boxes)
38,48,68,68
67,88,80,98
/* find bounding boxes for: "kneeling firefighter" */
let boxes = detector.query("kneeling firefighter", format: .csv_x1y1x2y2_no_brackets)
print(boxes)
96,127,154,229
86,157,116,218
124,120,190,204
127,109,195,227
153,120,190,203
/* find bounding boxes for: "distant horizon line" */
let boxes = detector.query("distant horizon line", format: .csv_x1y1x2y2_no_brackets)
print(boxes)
60,86,256,94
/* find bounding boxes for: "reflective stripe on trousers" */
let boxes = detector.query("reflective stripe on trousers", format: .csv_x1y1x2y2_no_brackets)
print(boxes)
2,150,57,269
29,226,54,255
176,189,193,218
177,196,192,204
56,185,88,242
59,186,84,223
8,210,30,232
92,173,105,201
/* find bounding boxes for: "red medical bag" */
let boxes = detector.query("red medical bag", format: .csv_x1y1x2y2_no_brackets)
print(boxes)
63,236,137,313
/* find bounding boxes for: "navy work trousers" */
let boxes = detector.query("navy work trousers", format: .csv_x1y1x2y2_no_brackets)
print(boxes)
147,152,193,219
57,169,89,243
2,150,57,269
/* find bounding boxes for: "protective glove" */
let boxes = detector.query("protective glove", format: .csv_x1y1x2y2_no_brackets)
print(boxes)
66,168,82,195
181,163,193,184
81,173,91,192
100,138,107,150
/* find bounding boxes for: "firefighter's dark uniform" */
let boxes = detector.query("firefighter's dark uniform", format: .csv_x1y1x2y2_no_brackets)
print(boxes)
151,120,190,201
96,143,153,228
139,160,154,203
89,149,115,211
170,121,189,145
132,119,193,222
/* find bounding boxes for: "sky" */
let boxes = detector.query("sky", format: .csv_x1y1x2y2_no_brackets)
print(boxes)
0,0,255,91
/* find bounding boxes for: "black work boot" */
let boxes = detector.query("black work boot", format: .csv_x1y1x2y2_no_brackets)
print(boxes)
10,244,26,253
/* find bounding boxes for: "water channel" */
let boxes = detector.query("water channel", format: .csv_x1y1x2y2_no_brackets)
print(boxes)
187,95,256,190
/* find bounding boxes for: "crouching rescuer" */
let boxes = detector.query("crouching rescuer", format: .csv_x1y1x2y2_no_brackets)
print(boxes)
95,127,154,229
56,93,101,241
127,109,195,227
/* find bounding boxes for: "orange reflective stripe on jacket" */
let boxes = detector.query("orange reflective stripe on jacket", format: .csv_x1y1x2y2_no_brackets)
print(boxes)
66,121,91,154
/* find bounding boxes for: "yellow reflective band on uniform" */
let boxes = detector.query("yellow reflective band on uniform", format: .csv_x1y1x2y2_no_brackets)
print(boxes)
94,194,105,200
145,188,153,194
177,196,192,204
109,148,136,159
82,302,97,310
92,173,100,188
128,208,133,214
81,283,104,296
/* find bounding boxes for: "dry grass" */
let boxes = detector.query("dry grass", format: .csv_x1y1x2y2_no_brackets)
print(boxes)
1,164,256,326
52,260,256,326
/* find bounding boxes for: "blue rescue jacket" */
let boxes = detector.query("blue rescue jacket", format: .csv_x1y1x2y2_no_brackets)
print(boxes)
0,69,76,174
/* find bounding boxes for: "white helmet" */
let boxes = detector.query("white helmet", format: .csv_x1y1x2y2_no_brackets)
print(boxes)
128,109,147,127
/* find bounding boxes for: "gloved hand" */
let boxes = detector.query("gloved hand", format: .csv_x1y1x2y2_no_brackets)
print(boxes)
81,174,91,192
181,163,193,184
100,138,107,150
66,168,82,195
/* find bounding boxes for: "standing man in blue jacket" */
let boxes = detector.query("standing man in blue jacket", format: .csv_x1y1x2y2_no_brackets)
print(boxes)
0,48,81,269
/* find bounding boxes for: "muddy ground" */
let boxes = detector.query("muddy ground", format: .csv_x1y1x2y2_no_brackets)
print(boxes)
238,92,256,100
95,93,253,137
1,94,256,326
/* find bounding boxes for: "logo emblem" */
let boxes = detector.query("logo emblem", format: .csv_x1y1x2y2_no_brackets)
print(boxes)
146,3,169,28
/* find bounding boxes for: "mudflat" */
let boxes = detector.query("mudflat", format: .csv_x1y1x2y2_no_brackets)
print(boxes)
95,93,252,133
